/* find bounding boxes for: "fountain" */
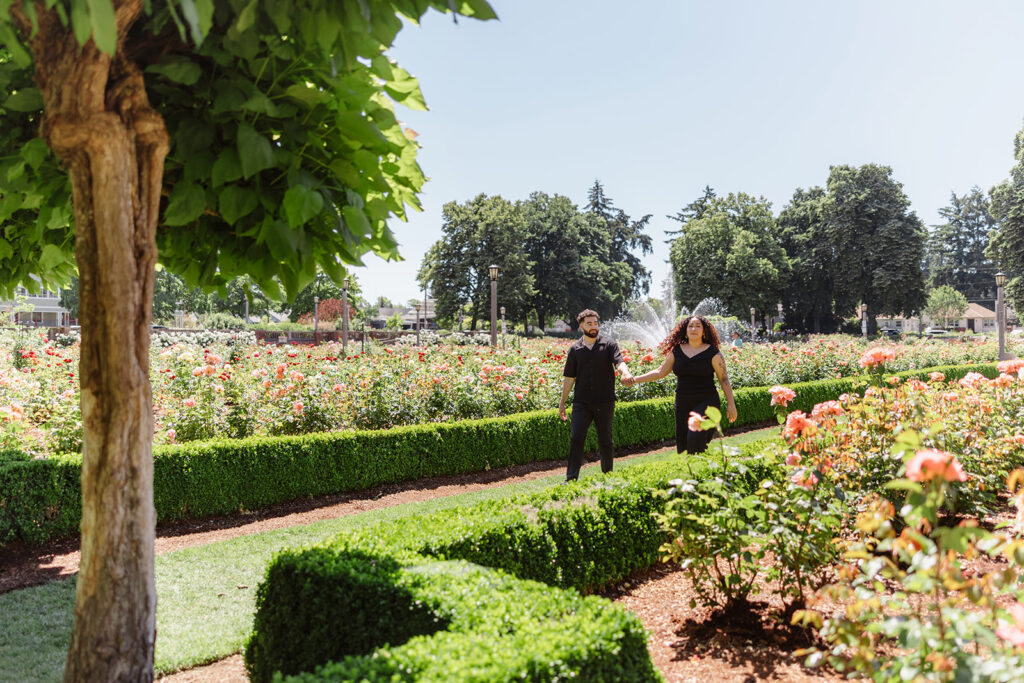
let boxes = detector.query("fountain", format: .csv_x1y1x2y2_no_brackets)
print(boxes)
603,271,749,348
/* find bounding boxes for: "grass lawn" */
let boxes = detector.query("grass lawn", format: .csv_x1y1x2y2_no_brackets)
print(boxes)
0,427,776,681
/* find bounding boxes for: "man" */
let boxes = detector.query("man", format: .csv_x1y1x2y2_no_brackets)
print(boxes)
558,309,633,481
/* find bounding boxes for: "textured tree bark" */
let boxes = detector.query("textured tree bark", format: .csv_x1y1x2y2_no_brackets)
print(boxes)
22,3,167,680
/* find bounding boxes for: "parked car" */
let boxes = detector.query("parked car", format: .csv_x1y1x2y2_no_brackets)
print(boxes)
879,329,901,338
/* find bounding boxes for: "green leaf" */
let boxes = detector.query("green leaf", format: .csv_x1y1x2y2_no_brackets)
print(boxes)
218,186,258,225
285,84,329,109
234,0,258,33
86,0,117,54
237,124,277,179
39,244,66,271
20,138,49,170
70,0,91,45
884,478,924,494
259,216,298,261
178,0,213,45
147,56,203,85
264,0,291,32
282,185,323,228
163,182,206,226
0,24,32,66
0,239,13,260
211,148,243,187
342,205,370,238
4,88,43,112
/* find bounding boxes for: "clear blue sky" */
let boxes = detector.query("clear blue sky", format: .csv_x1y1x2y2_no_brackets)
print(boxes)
355,0,1024,307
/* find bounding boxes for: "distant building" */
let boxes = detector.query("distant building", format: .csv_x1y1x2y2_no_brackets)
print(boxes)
0,279,74,327
544,319,572,334
368,299,437,330
876,302,1000,334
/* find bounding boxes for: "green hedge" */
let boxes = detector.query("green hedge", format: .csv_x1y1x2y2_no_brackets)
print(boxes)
245,442,785,682
0,363,997,546
246,550,661,683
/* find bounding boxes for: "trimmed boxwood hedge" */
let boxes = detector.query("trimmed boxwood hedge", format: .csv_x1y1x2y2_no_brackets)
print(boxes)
246,551,660,683
245,442,782,682
0,363,997,546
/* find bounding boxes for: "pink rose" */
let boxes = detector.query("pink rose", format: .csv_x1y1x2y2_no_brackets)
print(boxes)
959,372,985,388
783,411,818,441
996,603,1024,647
166,429,176,443
293,401,304,415
769,385,797,407
687,411,703,432
906,449,967,483
942,392,959,402
791,470,818,489
928,371,945,382
997,359,1024,375
183,398,196,408
859,347,896,368
785,453,802,467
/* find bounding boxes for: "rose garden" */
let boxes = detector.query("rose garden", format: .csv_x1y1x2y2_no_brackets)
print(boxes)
2,328,1024,681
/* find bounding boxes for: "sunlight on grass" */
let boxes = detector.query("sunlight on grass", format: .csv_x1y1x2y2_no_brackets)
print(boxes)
0,426,777,680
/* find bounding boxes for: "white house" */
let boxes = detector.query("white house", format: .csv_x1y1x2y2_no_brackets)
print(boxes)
0,279,74,327
876,302,1000,334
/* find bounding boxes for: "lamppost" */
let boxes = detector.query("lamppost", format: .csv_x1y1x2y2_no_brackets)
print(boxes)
749,307,756,339
489,265,499,348
860,303,868,341
500,306,506,348
176,299,183,329
997,271,1007,361
415,303,421,346
777,302,783,338
342,277,350,356
313,294,319,340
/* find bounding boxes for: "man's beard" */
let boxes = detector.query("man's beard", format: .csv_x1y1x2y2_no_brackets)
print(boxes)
583,329,598,339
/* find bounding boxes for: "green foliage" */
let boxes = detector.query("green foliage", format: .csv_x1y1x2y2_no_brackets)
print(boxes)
989,123,1024,315
926,187,999,303
247,552,659,683
668,192,789,318
584,180,654,308
288,271,359,322
0,363,998,546
0,0,497,300
777,187,838,332
923,285,969,329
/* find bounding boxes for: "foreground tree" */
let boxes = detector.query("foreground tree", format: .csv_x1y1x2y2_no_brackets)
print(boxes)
0,0,494,678
777,187,839,333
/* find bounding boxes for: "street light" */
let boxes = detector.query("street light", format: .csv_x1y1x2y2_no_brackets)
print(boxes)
176,299,183,329
777,302,783,338
489,265,499,348
860,303,868,341
749,307,756,339
313,294,319,339
342,277,350,356
996,271,1007,361
500,305,506,348
415,303,421,346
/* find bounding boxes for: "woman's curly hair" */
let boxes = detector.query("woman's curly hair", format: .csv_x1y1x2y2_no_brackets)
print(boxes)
657,315,721,355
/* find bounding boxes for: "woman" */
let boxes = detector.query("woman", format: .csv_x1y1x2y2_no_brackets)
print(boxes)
628,315,738,454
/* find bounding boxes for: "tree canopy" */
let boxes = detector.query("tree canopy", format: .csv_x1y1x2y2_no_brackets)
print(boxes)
668,192,789,319
989,122,1024,316
926,187,999,306
923,285,969,329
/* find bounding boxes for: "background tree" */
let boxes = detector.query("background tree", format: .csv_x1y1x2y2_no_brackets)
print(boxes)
288,271,360,323
665,185,716,238
519,191,625,329
926,187,999,307
777,187,838,332
923,285,969,329
419,194,534,330
585,180,653,304
0,0,494,678
58,277,79,319
208,275,274,320
988,123,1024,316
668,193,789,322
822,164,927,333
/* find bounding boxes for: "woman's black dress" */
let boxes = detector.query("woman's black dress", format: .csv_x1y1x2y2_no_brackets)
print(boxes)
672,344,722,454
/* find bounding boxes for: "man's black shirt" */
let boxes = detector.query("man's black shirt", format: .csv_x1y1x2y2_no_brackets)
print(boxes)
562,335,624,404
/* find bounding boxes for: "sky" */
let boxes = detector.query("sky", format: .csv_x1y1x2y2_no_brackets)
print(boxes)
354,0,1024,307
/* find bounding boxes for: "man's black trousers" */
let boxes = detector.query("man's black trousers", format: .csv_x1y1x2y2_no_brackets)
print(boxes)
566,401,615,481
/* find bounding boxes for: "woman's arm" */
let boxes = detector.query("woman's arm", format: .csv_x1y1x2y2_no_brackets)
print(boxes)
630,354,674,385
712,353,738,423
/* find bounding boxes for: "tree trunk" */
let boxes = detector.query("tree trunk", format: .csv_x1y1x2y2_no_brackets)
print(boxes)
26,6,167,681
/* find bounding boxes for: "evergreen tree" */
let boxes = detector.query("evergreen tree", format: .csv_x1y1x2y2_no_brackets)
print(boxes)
926,188,999,306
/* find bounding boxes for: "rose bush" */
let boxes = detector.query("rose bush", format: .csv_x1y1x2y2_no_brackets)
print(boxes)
0,328,1017,455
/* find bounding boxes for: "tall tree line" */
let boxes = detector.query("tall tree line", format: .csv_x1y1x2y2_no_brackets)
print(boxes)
419,181,652,330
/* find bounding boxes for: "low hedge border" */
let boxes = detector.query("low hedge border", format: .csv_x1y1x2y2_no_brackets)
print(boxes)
246,550,660,683
245,441,781,682
0,363,997,546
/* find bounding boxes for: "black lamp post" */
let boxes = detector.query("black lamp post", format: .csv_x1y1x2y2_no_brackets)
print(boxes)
749,307,755,338
341,277,349,356
997,271,1007,360
861,303,868,341
489,265,499,348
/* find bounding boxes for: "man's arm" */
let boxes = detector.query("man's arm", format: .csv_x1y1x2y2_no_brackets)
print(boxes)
559,376,575,421
616,361,634,384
